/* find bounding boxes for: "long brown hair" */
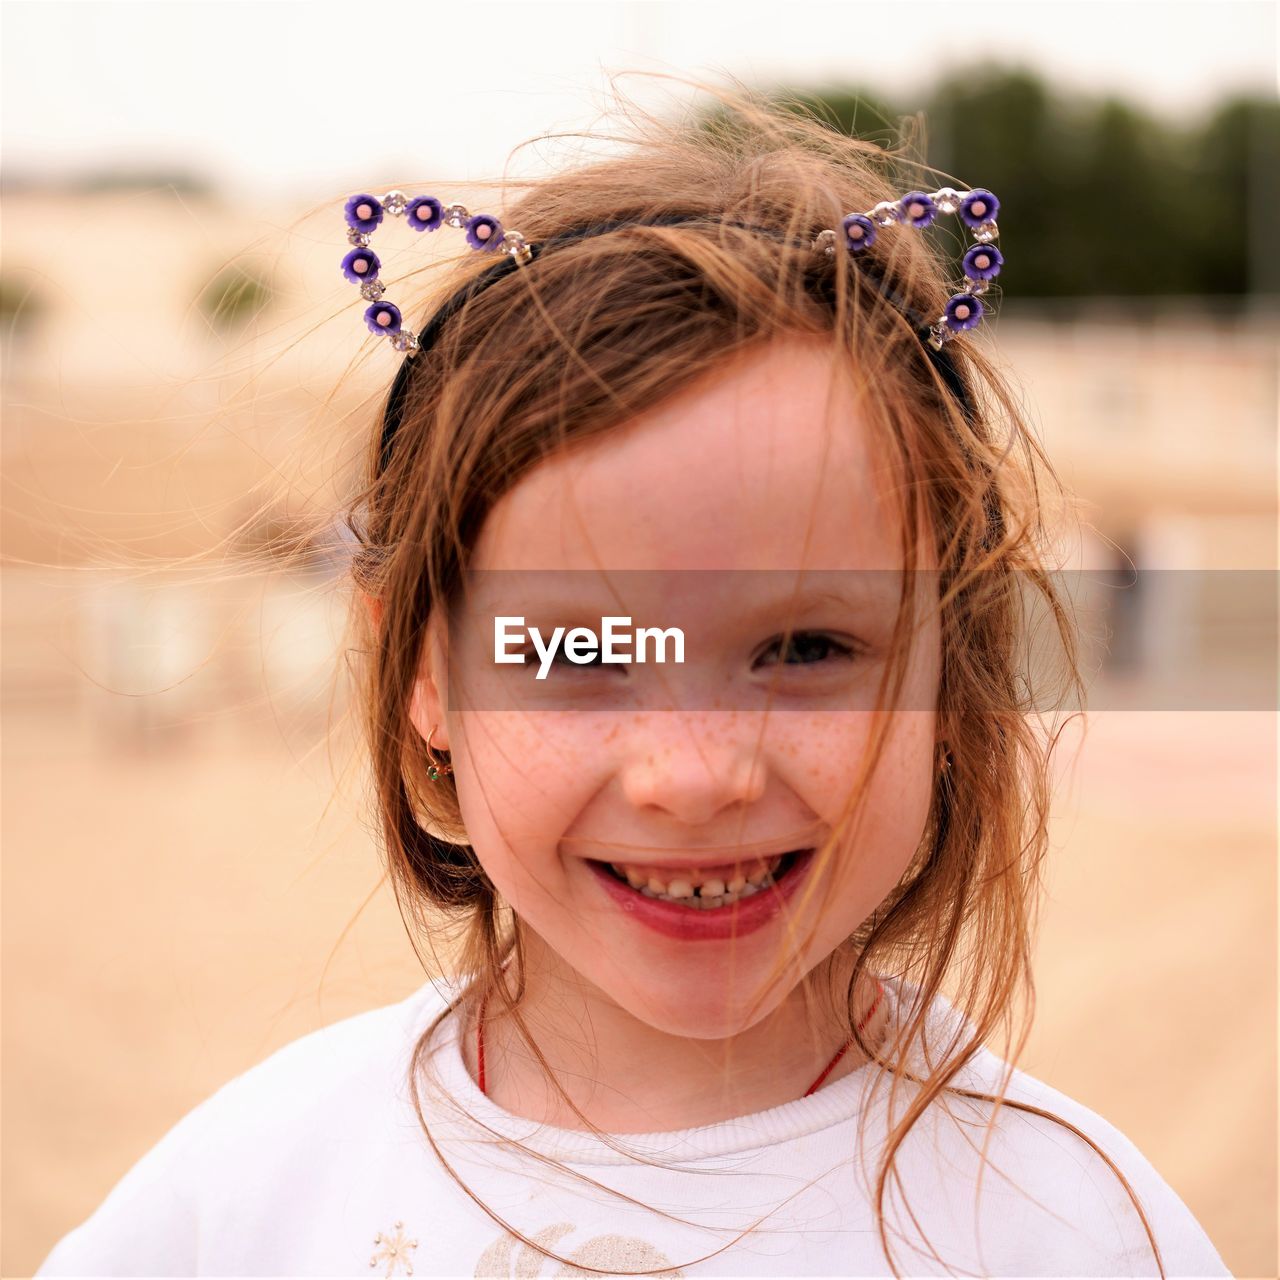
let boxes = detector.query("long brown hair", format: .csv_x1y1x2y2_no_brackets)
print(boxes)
346,76,1165,1277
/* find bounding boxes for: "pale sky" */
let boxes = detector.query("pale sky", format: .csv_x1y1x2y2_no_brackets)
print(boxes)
2,0,1275,202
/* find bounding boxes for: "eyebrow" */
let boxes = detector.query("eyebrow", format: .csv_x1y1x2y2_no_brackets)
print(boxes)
455,570,909,625
728,574,907,630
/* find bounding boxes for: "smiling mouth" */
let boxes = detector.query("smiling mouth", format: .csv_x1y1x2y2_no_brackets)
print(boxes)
589,849,809,910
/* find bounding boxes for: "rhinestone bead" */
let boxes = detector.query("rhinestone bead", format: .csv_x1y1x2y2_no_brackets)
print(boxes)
933,187,962,214
811,228,837,256
871,201,902,226
500,230,531,262
443,203,469,228
965,278,991,296
347,227,371,247
360,279,386,301
382,190,408,216
972,221,999,243
927,320,953,351
390,330,420,354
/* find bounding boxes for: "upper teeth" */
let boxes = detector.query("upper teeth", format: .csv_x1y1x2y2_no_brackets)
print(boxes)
608,854,787,906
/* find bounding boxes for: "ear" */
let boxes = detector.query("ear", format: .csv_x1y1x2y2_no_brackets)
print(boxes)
361,592,384,632
407,613,450,752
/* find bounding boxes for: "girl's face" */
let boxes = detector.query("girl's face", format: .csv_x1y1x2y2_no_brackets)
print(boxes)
412,336,941,1038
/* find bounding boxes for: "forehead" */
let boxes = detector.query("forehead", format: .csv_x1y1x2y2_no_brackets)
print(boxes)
471,336,920,573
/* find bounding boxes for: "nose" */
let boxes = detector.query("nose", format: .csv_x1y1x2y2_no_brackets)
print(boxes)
619,714,769,826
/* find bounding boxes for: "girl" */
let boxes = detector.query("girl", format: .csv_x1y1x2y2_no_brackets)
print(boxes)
37,88,1230,1278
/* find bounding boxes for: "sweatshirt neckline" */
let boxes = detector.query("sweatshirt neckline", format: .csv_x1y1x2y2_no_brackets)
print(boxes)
410,974,912,1165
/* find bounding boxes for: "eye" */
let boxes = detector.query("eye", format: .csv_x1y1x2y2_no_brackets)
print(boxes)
506,644,607,672
550,647,605,668
754,631,859,668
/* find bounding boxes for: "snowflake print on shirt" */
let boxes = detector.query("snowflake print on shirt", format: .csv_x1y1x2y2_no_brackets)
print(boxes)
370,1220,418,1277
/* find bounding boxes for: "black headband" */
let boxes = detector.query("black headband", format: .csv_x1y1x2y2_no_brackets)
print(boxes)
376,214,978,475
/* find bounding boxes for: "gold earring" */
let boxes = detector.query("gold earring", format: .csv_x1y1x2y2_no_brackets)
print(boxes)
426,723,453,782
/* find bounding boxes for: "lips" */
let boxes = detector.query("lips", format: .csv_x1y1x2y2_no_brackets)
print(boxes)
583,847,818,941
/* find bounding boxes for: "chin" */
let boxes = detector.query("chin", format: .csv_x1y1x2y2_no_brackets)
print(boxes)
593,964,796,1041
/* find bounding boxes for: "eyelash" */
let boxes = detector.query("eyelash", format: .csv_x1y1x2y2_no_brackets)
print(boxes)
753,631,860,669
527,630,861,672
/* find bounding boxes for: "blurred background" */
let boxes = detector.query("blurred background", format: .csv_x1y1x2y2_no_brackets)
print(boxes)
2,1,1276,1275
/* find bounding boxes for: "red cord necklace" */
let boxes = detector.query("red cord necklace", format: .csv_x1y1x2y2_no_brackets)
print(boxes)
476,978,886,1100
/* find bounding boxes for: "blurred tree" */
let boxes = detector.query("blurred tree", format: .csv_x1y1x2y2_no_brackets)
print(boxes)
925,66,1081,298
768,86,904,154
1071,95,1192,298
73,168,216,197
736,64,1276,303
0,276,44,335
1189,96,1280,296
196,265,272,330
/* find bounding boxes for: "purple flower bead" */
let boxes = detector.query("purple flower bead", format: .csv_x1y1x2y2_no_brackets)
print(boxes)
944,293,984,332
899,191,938,228
344,194,384,233
364,301,403,335
465,213,503,252
959,189,999,228
841,213,877,252
962,243,1004,281
408,197,443,231
341,248,381,284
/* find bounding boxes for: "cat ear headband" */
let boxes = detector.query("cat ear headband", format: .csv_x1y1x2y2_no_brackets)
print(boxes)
340,186,1002,470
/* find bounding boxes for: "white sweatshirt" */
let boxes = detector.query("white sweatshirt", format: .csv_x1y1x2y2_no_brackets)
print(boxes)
35,973,1231,1278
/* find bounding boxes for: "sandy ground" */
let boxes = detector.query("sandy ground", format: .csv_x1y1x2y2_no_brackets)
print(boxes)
3,702,1275,1277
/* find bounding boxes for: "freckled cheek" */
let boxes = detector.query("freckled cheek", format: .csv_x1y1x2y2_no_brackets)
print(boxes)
449,712,619,889
778,711,936,873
